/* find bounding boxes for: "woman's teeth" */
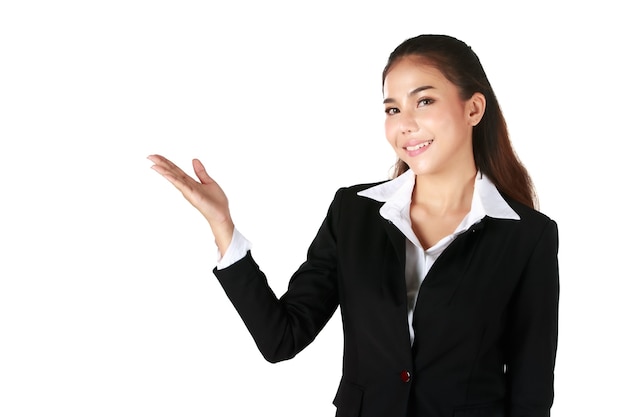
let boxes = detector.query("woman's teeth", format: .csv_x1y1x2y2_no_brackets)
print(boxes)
406,140,433,151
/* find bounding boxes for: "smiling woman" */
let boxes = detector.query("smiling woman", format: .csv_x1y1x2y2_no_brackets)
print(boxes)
148,34,559,417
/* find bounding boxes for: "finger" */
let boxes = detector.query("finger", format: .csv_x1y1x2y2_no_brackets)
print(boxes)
192,158,215,185
150,164,189,191
148,154,192,182
148,154,183,173
149,156,200,193
147,154,171,166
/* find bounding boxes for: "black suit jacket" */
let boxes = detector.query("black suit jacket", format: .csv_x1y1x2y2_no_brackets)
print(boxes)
214,182,559,417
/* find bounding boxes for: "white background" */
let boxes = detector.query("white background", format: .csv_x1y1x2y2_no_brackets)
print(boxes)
1,1,624,416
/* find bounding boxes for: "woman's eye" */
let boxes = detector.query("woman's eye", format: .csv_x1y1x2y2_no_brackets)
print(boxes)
417,98,434,107
385,107,399,115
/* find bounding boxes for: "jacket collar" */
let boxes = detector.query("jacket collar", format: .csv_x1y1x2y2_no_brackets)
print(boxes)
357,169,520,226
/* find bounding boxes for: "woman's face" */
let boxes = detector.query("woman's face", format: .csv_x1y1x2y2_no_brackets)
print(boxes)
383,56,484,177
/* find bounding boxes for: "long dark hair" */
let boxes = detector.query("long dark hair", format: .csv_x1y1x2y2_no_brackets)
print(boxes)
383,34,537,209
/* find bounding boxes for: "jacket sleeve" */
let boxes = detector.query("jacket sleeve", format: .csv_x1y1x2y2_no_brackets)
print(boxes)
506,219,560,417
212,188,343,363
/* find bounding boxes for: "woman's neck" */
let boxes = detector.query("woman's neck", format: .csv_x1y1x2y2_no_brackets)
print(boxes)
412,168,477,216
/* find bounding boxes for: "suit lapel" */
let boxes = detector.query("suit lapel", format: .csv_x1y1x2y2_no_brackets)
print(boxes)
418,220,486,308
382,218,407,307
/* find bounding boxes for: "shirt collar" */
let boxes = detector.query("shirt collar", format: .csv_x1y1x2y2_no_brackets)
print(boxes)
357,169,520,223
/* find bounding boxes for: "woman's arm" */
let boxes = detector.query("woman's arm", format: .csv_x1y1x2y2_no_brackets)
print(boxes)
149,155,342,363
506,220,560,417
213,189,344,363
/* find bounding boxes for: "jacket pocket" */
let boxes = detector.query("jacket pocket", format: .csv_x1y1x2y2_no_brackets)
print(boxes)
333,378,364,417
453,401,505,417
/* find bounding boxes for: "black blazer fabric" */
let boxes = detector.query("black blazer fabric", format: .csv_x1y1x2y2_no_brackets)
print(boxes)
214,182,559,417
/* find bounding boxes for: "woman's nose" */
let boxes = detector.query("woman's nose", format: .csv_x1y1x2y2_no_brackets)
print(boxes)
399,113,419,134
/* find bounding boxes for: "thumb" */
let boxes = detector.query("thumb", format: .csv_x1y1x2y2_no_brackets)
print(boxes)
192,158,214,184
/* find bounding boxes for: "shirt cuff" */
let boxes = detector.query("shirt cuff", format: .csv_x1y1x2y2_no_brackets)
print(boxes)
216,227,252,270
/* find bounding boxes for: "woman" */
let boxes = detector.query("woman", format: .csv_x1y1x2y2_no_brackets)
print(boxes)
148,34,559,417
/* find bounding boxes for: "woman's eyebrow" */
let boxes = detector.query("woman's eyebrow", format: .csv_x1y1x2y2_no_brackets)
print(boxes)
383,85,434,104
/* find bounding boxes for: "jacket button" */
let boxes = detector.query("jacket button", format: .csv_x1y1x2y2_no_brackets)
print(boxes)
400,370,411,383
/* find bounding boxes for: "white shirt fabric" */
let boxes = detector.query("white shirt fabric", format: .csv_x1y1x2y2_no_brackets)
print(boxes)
217,170,520,345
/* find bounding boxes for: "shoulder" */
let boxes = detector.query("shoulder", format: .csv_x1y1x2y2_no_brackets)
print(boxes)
341,180,390,194
322,180,390,224
505,198,557,227
496,197,559,246
331,180,390,205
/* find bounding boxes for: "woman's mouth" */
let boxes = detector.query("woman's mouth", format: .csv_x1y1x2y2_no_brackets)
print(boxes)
405,140,433,153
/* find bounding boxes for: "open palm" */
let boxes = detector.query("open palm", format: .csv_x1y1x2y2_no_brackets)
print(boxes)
148,154,234,252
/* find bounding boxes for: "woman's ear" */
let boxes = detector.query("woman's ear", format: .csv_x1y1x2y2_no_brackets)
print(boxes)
467,92,486,126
